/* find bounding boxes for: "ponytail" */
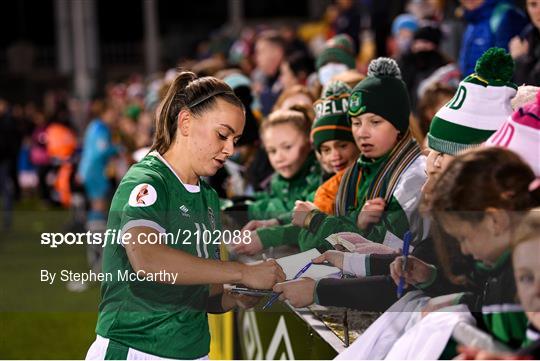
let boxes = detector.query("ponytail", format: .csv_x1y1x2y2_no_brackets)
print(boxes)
151,70,244,154
153,72,196,154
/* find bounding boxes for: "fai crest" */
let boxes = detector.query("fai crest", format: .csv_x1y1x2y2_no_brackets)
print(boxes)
349,92,366,116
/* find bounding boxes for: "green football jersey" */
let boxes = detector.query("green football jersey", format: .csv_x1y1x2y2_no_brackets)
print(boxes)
95,151,222,359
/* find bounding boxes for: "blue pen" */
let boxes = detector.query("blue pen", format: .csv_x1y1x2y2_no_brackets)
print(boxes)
397,231,412,298
263,261,313,310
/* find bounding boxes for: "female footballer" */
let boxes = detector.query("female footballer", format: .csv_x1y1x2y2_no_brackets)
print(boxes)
86,71,285,360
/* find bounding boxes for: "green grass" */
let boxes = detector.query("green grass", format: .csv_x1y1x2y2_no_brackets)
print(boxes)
0,198,100,359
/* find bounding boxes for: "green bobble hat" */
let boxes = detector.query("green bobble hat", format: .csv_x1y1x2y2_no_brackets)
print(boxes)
348,57,411,133
316,34,356,70
311,80,353,151
428,47,517,155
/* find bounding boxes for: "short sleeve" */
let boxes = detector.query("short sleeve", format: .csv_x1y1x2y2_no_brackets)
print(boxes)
116,172,169,236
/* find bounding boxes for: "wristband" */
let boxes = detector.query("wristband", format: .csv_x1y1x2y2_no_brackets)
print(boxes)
206,293,227,314
308,211,327,234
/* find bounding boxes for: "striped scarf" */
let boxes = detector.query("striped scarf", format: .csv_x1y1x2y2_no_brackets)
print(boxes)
334,130,421,216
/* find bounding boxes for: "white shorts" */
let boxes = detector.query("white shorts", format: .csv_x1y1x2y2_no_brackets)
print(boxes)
85,335,209,360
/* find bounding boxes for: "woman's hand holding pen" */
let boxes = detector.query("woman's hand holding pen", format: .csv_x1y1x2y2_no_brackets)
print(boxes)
241,259,286,290
389,255,435,288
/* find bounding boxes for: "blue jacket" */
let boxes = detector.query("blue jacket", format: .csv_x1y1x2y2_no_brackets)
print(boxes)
459,0,527,76
78,119,118,182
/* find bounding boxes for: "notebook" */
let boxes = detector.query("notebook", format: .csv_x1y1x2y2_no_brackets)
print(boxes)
276,248,342,280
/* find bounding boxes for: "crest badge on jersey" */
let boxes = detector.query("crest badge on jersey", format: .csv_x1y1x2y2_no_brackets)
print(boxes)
128,183,157,207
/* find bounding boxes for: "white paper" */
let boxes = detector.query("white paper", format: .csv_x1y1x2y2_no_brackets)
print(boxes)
276,249,341,280
335,291,429,360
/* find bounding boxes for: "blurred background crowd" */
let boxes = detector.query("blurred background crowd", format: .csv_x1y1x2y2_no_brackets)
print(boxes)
0,0,536,231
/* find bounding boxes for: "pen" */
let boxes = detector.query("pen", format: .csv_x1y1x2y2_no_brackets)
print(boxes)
292,261,313,279
397,231,412,298
263,261,313,310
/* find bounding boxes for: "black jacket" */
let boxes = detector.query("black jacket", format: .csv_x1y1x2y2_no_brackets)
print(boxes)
514,24,540,86
316,237,471,312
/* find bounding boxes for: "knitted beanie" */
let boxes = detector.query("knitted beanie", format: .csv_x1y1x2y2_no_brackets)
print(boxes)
348,57,410,133
311,80,353,150
413,25,442,46
486,90,540,176
315,34,356,70
428,47,517,155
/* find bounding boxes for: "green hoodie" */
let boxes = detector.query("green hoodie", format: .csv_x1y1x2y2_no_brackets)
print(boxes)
247,153,322,224
258,152,427,251
459,252,528,349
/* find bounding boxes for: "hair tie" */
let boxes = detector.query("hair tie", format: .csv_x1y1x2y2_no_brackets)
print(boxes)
529,178,540,192
188,90,234,108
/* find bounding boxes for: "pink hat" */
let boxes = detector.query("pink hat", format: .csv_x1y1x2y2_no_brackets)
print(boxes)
486,90,540,176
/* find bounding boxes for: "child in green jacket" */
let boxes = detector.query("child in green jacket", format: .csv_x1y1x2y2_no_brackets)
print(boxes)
245,108,322,224
234,80,360,255
289,57,428,251
237,58,427,255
